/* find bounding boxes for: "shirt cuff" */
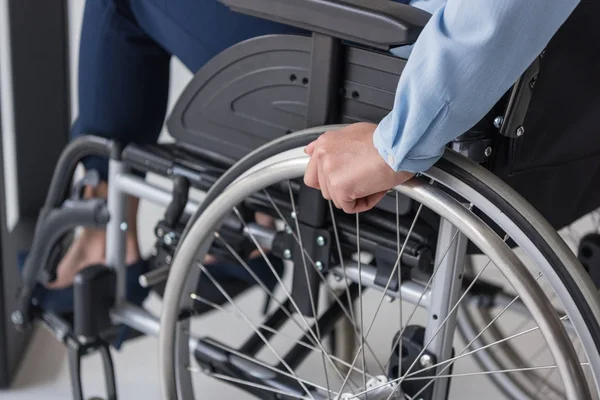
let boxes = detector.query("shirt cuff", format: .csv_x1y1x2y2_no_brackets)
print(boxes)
373,124,442,173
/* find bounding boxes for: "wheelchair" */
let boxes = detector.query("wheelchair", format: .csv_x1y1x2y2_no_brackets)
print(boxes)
11,0,600,399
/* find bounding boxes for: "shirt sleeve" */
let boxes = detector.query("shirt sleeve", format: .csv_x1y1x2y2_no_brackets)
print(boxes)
373,0,581,173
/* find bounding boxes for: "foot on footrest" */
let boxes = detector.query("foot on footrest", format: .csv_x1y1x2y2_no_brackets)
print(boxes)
18,256,150,315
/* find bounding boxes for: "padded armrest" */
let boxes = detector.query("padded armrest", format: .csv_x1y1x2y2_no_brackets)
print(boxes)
219,0,430,49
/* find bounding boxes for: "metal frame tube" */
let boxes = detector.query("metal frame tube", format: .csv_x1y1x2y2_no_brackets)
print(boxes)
331,264,431,308
115,174,200,215
106,160,128,305
424,219,468,399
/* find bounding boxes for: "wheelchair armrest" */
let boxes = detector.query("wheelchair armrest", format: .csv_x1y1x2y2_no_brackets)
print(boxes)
219,0,430,49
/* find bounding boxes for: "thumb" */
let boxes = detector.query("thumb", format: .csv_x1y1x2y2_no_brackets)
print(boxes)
305,140,316,155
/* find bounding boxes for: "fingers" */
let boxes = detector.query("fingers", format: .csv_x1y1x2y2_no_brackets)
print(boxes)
339,198,357,213
317,154,332,201
304,140,316,155
304,150,320,189
345,191,387,214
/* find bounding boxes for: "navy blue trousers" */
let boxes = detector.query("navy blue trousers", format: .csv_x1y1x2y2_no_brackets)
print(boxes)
72,0,300,180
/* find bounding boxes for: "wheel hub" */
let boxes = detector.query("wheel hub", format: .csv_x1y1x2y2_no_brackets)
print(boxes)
335,375,403,400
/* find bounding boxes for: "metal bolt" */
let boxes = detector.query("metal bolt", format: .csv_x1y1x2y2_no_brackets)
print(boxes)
484,147,492,157
529,75,538,89
285,226,293,234
56,329,66,343
157,228,165,238
11,311,23,325
334,275,343,282
316,236,326,246
283,249,292,259
165,255,172,264
291,211,297,219
164,232,175,246
120,222,128,231
516,126,525,137
419,354,433,368
316,261,323,270
78,335,90,344
493,116,504,129
151,247,158,256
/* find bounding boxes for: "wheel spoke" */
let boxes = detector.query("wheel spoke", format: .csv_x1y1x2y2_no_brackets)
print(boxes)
401,363,590,381
396,192,403,391
233,205,358,390
188,318,333,395
214,229,367,380
213,232,320,345
328,200,359,339
386,248,495,400
337,204,424,396
288,183,334,397
264,189,385,376
409,274,546,399
189,294,376,379
188,367,312,400
384,227,459,372
356,213,368,396
197,263,317,399
345,360,588,400
406,314,570,379
406,253,539,399
226,211,325,348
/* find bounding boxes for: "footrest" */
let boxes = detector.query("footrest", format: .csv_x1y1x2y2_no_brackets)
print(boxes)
74,265,116,340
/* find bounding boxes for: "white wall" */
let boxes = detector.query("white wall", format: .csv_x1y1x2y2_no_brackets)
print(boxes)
0,0,19,231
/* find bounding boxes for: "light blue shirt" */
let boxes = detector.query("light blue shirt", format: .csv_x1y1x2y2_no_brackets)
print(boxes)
373,0,581,172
